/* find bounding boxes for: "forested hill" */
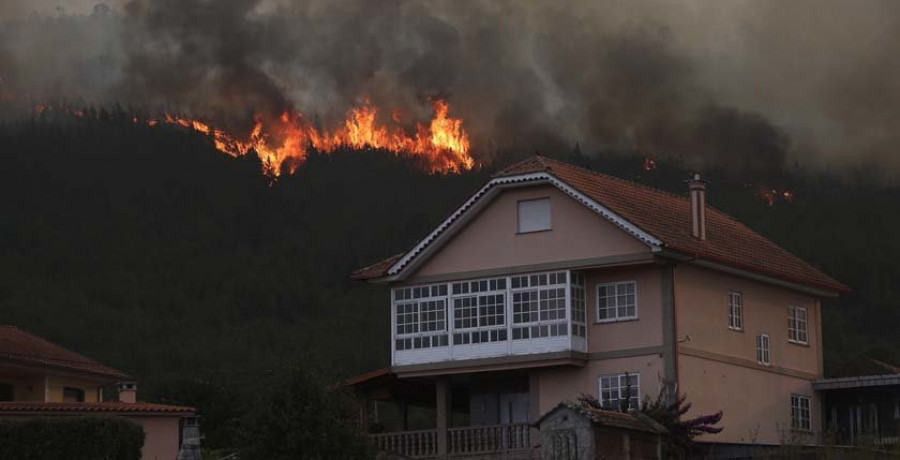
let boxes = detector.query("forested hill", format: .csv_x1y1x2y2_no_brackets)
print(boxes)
1,115,899,440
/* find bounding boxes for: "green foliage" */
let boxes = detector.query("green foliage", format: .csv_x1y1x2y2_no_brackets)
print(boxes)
239,364,373,460
0,416,144,460
580,383,723,459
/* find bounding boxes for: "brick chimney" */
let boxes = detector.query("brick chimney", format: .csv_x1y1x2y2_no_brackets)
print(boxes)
118,381,137,404
687,174,707,240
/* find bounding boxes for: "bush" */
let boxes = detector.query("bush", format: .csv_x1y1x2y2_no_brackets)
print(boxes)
0,416,144,460
240,365,373,460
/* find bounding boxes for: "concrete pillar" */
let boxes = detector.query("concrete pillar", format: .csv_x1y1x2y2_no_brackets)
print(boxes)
436,378,451,457
400,400,409,431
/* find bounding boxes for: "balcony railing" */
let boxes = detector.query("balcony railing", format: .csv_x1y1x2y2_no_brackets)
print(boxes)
371,428,438,458
448,423,533,455
371,424,534,459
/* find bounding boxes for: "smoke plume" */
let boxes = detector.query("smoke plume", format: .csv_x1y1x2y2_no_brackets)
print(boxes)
2,0,899,177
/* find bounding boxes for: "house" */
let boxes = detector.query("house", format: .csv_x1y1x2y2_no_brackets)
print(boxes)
0,325,198,460
348,156,847,458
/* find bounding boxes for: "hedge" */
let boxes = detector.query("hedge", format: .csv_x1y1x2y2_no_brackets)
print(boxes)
0,416,144,460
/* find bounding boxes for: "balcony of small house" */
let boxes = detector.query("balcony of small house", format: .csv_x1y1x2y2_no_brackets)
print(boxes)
390,271,589,369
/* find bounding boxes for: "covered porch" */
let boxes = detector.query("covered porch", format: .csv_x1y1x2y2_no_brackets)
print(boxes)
815,374,900,447
346,367,542,459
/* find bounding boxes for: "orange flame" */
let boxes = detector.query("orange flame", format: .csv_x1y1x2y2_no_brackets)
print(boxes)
758,186,795,206
160,98,472,176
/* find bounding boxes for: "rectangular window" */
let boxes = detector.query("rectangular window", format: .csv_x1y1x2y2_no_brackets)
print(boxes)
419,300,446,332
517,198,552,233
756,333,771,366
63,387,85,403
728,291,743,331
791,394,812,431
511,271,567,340
788,305,809,344
393,283,450,352
571,272,586,337
598,373,640,411
596,281,637,322
0,383,13,402
453,294,505,329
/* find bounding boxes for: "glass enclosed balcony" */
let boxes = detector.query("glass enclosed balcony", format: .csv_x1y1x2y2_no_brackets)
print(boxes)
391,270,587,366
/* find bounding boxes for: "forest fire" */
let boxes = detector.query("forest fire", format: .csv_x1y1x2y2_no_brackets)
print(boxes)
31,98,473,177
155,98,471,176
759,187,795,206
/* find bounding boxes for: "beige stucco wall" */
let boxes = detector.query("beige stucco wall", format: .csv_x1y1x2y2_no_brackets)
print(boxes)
47,375,103,402
679,354,820,445
674,264,823,445
129,415,182,460
0,373,44,401
586,266,664,353
411,185,649,279
0,369,103,402
533,355,665,418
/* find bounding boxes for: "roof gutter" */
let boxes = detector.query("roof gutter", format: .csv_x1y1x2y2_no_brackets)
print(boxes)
658,249,842,298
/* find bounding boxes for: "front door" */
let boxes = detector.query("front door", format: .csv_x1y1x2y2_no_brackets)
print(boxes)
499,392,530,424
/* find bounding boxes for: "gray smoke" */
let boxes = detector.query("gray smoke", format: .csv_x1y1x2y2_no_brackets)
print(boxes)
2,0,900,177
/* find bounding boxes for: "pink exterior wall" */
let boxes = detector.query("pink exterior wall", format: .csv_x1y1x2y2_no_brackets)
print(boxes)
679,355,820,445
412,185,649,279
534,356,665,417
674,264,823,444
586,266,664,353
129,415,182,460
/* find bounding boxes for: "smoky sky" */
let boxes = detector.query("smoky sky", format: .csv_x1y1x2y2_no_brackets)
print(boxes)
2,0,900,177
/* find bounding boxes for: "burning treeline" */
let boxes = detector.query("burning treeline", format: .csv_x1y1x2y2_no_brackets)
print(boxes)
35,98,473,176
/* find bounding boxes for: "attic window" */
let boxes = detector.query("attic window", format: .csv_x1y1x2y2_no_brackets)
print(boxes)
518,198,551,233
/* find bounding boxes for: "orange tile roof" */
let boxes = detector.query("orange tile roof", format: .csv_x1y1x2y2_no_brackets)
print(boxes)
353,156,848,293
0,326,127,380
0,402,195,414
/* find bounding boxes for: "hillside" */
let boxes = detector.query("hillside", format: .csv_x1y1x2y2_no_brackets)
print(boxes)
1,114,898,446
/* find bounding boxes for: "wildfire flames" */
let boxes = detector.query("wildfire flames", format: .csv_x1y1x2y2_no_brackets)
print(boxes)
56,98,474,177
758,187,794,206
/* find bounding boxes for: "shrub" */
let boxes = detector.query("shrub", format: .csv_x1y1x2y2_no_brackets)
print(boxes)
0,416,144,460
239,365,373,460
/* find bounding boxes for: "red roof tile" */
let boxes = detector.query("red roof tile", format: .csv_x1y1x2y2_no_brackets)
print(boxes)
0,402,195,414
0,326,127,379
350,253,404,281
354,156,848,293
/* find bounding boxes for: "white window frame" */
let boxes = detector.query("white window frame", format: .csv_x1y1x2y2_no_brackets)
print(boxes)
596,281,638,323
510,271,569,340
728,291,743,331
756,333,771,366
570,272,587,338
598,373,640,412
791,394,812,431
392,284,450,352
517,198,552,233
788,305,809,345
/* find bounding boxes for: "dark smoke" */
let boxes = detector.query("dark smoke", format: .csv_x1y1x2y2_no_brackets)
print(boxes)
1,0,899,178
